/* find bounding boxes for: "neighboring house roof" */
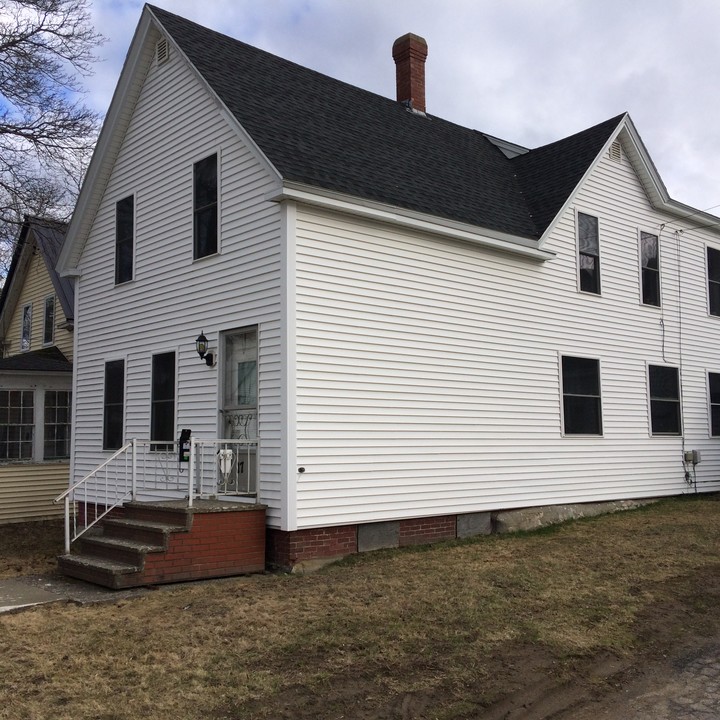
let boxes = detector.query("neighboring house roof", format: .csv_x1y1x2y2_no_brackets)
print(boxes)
58,6,720,273
0,217,73,343
0,346,72,373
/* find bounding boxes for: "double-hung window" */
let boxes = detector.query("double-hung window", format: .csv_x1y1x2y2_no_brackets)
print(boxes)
708,246,720,316
0,391,34,459
578,212,600,294
43,296,55,345
561,355,602,435
21,304,31,352
648,365,681,435
709,373,720,437
115,195,134,284
640,231,660,307
44,390,71,459
151,352,175,449
103,360,125,450
193,153,218,259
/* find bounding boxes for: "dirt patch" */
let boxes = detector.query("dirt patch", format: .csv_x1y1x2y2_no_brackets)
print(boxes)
0,519,64,578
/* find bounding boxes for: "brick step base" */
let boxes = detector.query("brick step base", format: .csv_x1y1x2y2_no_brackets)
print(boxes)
59,499,267,589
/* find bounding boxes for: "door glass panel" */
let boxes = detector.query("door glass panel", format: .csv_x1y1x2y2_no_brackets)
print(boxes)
220,327,258,494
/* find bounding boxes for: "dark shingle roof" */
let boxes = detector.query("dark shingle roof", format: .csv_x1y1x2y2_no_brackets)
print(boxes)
33,220,74,321
0,217,73,324
149,6,622,241
512,115,626,233
0,347,71,373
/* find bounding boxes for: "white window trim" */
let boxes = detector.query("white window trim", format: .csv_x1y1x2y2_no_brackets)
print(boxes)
638,228,661,309
558,352,604,438
707,371,720,439
42,294,55,346
192,148,221,262
149,347,179,447
706,243,720,318
102,354,128,452
646,362,683,438
20,303,32,352
114,192,137,286
575,209,602,296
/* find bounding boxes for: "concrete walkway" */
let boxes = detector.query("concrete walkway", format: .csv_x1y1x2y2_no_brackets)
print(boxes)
0,573,147,613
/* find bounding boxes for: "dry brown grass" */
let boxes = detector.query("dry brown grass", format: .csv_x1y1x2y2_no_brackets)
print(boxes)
0,519,64,578
2,497,720,719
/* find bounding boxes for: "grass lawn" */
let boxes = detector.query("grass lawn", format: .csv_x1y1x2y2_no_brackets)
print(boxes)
2,496,720,719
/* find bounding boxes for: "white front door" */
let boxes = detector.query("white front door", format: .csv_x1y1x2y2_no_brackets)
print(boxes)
220,327,257,494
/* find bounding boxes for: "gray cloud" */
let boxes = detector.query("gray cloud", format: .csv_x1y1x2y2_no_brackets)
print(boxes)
87,0,720,212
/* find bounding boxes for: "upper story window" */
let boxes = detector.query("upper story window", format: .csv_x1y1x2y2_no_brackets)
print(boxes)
193,153,218,259
21,304,31,352
115,195,134,284
561,355,602,435
708,246,720,316
640,231,660,307
648,364,681,435
103,359,125,450
710,372,720,437
43,296,55,345
577,212,600,294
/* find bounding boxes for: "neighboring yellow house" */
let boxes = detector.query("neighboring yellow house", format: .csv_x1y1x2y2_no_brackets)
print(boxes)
0,217,73,523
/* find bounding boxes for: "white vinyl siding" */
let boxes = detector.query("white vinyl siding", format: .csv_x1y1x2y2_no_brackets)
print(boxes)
71,41,284,524
292,142,720,528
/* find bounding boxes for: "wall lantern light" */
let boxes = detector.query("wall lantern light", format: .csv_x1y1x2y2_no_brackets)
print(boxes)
195,331,215,367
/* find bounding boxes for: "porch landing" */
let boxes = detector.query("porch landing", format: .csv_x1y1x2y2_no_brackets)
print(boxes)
58,499,267,589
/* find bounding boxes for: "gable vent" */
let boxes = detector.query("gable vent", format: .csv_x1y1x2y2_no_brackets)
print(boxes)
609,140,622,163
156,38,169,65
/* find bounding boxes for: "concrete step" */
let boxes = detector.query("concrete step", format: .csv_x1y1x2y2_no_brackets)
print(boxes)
102,517,186,545
79,535,165,565
58,554,143,590
123,501,191,528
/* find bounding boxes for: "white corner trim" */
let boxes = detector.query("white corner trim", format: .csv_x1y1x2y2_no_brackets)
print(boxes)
269,184,555,262
280,201,298,532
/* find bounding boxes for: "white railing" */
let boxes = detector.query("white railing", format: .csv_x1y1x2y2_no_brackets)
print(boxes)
192,438,258,497
54,437,259,553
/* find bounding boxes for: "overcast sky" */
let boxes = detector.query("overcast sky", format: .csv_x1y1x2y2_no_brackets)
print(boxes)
86,0,720,214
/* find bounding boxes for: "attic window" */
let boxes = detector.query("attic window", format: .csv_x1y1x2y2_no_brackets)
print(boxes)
156,38,169,65
609,140,622,163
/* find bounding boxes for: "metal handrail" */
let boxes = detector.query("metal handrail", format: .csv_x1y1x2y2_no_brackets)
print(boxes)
53,440,136,553
54,441,134,503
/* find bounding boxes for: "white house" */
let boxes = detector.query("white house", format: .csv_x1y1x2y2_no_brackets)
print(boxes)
56,5,720,577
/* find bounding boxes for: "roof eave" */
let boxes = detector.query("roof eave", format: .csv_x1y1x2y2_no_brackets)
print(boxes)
271,182,555,261
58,10,158,275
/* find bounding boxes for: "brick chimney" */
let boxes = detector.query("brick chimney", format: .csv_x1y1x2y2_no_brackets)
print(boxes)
392,33,428,113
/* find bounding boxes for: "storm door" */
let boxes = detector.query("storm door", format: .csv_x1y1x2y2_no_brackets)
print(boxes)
220,327,258,494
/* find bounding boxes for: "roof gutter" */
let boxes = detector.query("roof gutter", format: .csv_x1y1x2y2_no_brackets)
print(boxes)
269,182,556,262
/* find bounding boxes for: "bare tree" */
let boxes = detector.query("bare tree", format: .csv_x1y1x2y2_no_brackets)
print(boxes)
0,0,104,274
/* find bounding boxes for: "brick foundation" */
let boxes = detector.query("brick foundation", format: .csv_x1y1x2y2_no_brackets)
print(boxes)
399,514,456,546
267,524,357,569
267,514,462,569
